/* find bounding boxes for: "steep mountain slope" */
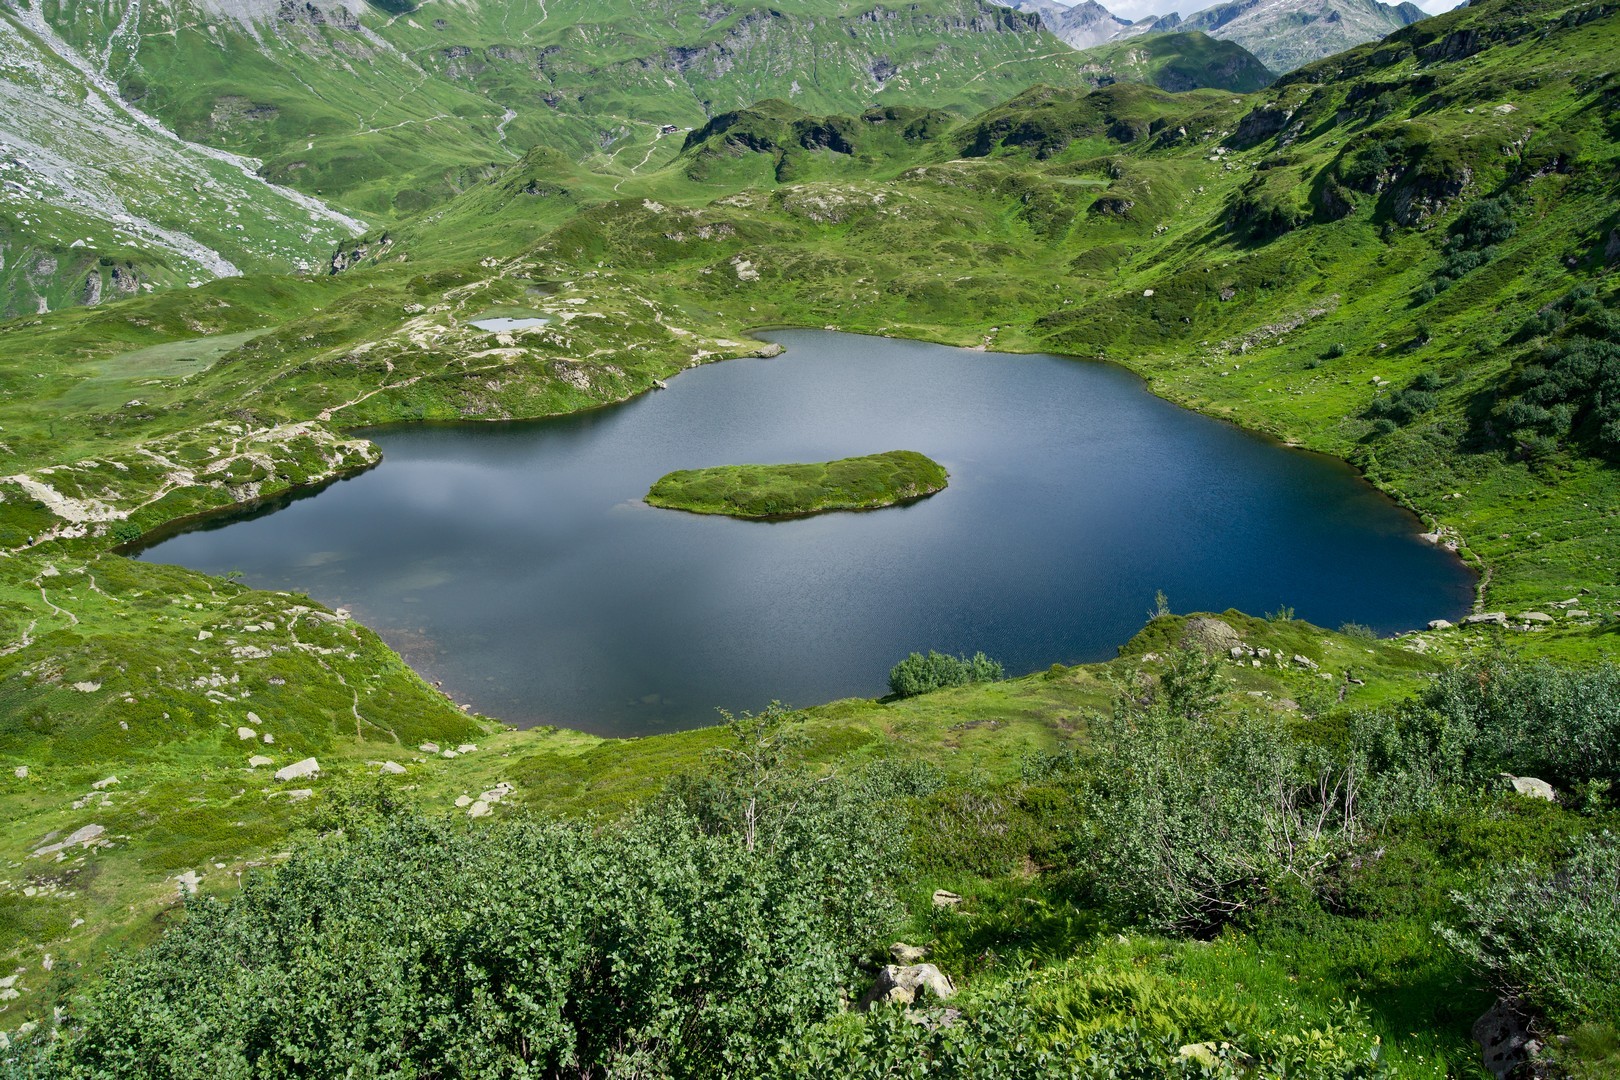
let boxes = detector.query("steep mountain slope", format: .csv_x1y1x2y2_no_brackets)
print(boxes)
0,3,362,318
1126,0,1429,71
22,0,1103,216
0,0,1272,314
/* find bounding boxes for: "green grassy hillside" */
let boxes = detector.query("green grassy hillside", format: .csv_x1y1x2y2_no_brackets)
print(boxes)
18,0,1268,227
0,0,1618,1068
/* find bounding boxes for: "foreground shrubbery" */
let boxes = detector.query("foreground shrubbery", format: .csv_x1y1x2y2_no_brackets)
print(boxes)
38,757,913,1080
1442,832,1620,1028
12,654,1620,1078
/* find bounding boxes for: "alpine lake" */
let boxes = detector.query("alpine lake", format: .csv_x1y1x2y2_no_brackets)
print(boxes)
139,330,1476,737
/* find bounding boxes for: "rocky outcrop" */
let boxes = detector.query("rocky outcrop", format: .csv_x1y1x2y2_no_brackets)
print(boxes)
1473,999,1541,1080
859,964,957,1009
1500,774,1557,802
1179,616,1242,656
274,757,320,781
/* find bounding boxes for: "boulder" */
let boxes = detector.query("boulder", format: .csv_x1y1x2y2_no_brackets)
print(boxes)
1428,619,1453,630
1179,617,1241,656
91,776,118,789
1501,774,1556,802
890,943,928,964
860,964,956,1009
468,800,492,818
1293,654,1318,670
419,742,440,754
1464,612,1508,626
1518,612,1553,624
379,761,407,775
274,757,320,782
247,755,274,768
931,889,963,908
1473,998,1540,1080
236,726,257,741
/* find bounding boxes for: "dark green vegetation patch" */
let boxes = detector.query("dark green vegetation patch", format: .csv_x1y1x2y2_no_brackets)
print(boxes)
645,450,949,519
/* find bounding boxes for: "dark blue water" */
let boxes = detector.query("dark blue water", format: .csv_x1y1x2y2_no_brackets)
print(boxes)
140,331,1474,735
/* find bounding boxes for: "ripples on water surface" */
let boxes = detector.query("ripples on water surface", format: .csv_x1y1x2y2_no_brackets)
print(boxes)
141,330,1475,736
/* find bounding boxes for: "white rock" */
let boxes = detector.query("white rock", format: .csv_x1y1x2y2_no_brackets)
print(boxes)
1428,619,1453,630
442,750,458,759
1501,773,1556,801
236,727,257,741
91,776,118,789
248,755,274,768
419,742,440,754
379,761,406,775
273,758,320,782
1519,612,1553,624
262,734,275,744
14,766,27,779
285,789,314,802
468,800,492,818
454,795,473,808
175,869,202,894
456,744,477,754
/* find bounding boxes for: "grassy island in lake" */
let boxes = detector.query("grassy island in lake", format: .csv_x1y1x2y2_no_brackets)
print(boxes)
646,450,948,519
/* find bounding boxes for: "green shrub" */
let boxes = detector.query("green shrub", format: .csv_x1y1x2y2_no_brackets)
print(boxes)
1356,657,1620,805
52,790,903,1079
888,650,1004,698
1440,831,1620,1028
1077,653,1360,933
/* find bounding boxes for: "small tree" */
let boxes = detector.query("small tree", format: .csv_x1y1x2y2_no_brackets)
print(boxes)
710,701,805,853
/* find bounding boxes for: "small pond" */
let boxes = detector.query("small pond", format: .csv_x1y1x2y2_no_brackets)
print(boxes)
140,330,1474,736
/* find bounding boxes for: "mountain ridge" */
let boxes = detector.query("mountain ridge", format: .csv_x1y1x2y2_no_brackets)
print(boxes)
1016,0,1430,71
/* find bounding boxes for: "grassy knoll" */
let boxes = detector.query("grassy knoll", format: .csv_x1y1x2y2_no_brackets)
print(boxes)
646,450,948,519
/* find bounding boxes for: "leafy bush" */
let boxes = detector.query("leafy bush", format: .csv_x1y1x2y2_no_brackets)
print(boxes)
1077,652,1360,933
52,788,904,1079
1440,832,1620,1027
1365,377,1440,429
1490,285,1620,459
888,650,1004,698
1356,658,1620,810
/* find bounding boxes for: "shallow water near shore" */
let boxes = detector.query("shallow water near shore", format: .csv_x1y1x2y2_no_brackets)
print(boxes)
140,330,1475,736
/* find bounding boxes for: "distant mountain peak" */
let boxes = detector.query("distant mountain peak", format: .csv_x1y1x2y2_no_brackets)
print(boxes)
1011,0,1135,49
1115,0,1430,72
